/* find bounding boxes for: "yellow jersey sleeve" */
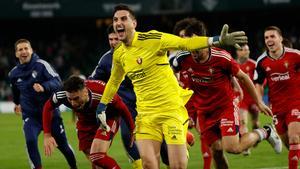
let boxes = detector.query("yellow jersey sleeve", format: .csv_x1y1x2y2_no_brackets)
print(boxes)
160,32,209,51
100,48,125,104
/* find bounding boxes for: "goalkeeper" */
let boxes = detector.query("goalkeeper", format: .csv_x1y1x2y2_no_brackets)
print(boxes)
96,4,247,169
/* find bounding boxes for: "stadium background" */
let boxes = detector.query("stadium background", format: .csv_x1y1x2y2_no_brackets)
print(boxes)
0,0,299,168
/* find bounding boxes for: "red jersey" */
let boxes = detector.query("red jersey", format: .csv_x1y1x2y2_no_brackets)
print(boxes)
254,47,300,114
43,80,134,134
174,48,240,113
238,58,257,105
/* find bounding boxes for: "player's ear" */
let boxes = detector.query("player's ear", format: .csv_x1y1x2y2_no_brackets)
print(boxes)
133,19,137,29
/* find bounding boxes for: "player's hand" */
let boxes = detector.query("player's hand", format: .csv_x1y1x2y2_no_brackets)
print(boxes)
212,24,248,49
257,101,273,117
96,103,110,132
44,133,57,157
14,104,22,116
33,83,45,92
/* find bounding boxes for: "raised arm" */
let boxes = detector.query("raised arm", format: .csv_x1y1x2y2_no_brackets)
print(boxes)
161,24,247,51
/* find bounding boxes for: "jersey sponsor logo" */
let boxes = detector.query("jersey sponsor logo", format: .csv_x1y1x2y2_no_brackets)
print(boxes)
270,72,290,81
127,69,146,80
191,75,212,83
136,57,142,64
168,126,182,136
220,118,234,127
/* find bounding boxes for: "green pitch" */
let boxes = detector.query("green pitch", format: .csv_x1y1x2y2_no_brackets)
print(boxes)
0,112,290,169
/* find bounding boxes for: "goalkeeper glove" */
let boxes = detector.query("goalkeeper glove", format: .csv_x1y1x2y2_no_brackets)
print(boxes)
212,24,248,49
96,103,110,132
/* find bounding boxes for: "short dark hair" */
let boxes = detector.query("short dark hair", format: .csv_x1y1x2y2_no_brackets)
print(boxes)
113,4,136,19
63,76,85,92
14,38,31,51
264,26,282,37
173,18,207,37
184,19,207,37
106,24,115,35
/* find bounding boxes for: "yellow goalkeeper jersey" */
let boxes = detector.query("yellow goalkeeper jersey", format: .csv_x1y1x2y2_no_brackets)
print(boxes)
101,30,209,114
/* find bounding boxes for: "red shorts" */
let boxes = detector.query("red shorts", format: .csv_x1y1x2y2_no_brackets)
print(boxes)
77,119,119,151
94,119,119,141
198,102,240,145
273,104,300,135
77,125,98,151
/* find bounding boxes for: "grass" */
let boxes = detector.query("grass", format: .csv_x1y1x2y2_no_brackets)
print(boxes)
0,112,292,169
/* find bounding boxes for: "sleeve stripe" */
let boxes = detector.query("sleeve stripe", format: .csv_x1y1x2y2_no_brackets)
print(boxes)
56,91,67,99
37,59,59,77
176,51,190,59
92,93,102,100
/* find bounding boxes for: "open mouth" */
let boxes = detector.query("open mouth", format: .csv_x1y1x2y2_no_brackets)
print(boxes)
116,28,125,33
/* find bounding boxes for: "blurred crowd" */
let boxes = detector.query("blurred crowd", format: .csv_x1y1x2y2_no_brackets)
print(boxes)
1,9,300,101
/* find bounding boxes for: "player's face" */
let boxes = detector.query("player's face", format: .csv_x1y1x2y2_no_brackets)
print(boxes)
264,30,283,53
179,30,186,37
189,34,209,63
66,88,89,110
108,32,119,49
113,10,137,43
236,45,250,60
191,49,209,63
15,42,33,64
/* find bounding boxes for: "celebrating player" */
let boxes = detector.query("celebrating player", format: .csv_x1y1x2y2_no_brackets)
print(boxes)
43,76,135,169
255,26,300,169
8,39,77,169
95,4,247,169
89,24,143,168
169,19,282,167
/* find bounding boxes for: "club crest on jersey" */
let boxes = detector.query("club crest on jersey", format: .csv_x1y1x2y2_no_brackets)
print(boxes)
246,66,250,71
208,67,214,74
136,57,142,64
284,62,289,68
32,70,37,78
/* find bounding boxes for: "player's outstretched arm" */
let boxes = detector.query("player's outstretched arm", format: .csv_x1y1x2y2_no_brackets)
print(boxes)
211,24,248,49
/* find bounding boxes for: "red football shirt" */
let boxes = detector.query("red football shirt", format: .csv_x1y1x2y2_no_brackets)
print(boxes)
43,80,134,133
179,47,240,113
238,58,256,104
254,47,300,114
